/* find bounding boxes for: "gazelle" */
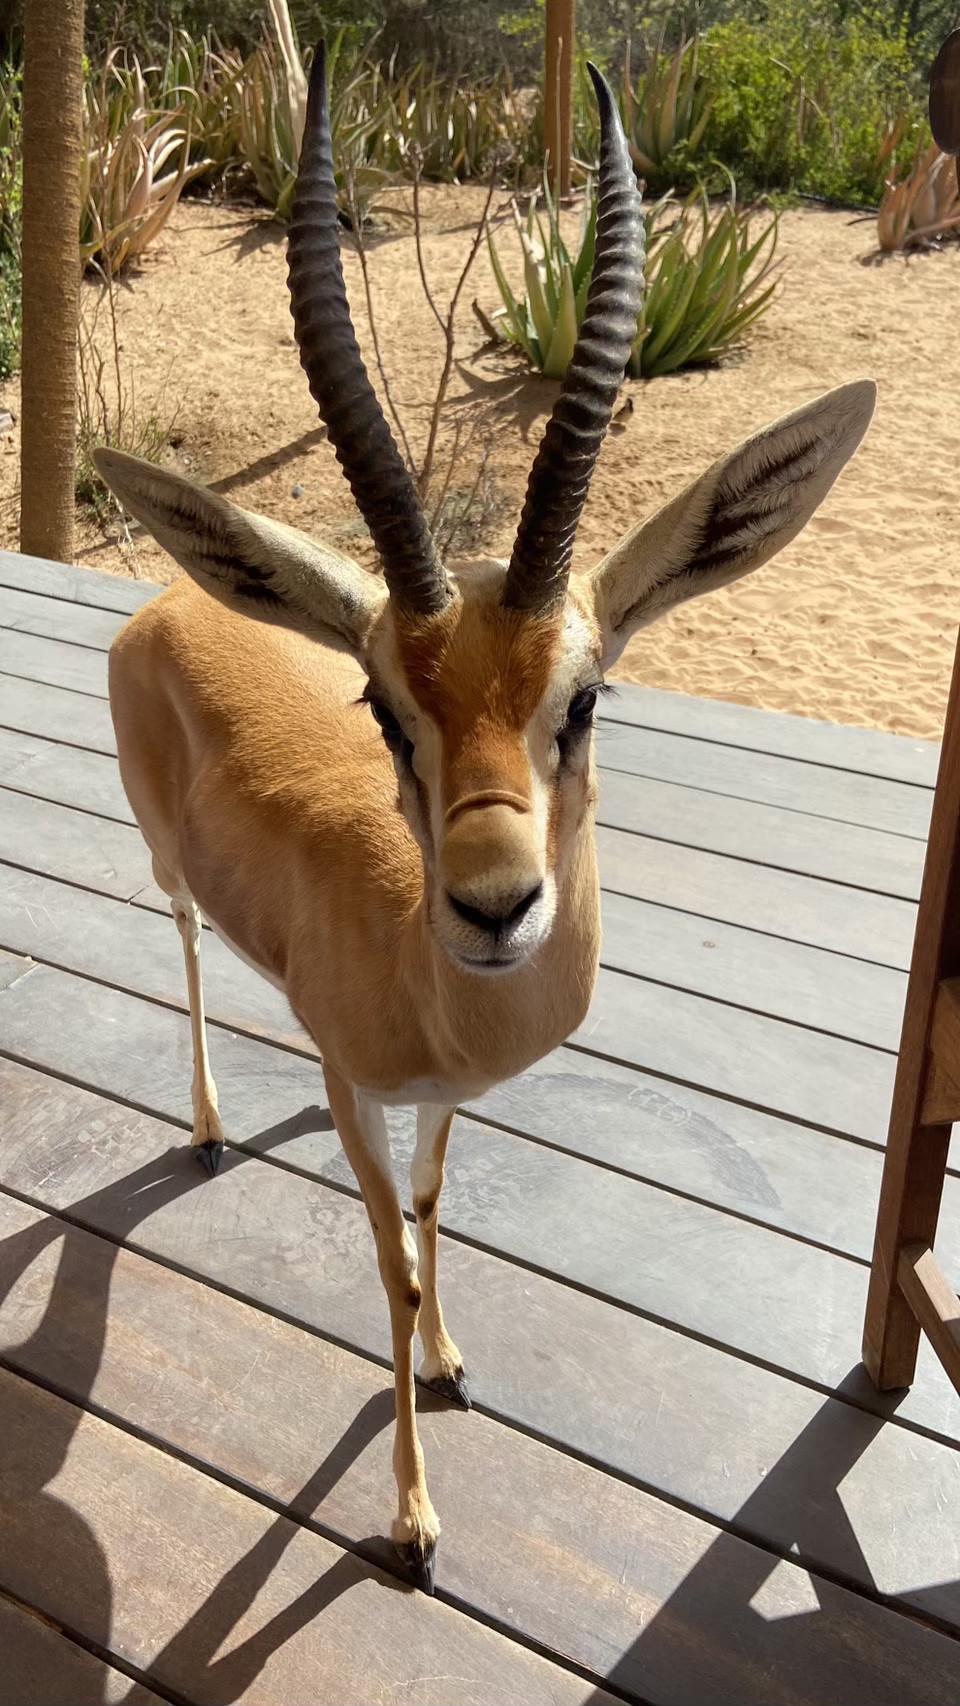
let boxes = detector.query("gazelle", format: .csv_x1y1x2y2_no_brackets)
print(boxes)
96,45,875,1591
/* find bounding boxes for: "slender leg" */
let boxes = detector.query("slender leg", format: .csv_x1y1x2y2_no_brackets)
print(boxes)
412,1104,469,1407
171,891,225,1176
323,1064,440,1591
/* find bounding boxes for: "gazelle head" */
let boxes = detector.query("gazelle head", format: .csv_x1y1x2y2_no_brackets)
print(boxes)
97,45,875,979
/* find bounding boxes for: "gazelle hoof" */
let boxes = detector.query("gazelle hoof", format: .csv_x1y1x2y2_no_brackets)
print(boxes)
195,1138,224,1177
397,1537,437,1595
421,1368,472,1410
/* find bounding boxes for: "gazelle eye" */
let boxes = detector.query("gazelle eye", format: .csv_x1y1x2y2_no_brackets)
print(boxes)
368,698,404,746
566,687,598,726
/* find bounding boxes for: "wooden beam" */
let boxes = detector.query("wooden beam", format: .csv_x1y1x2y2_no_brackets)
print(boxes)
544,0,575,198
20,0,85,564
863,630,960,1389
898,1243,960,1393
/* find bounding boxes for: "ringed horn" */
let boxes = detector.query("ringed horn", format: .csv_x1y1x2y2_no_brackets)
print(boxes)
287,44,643,619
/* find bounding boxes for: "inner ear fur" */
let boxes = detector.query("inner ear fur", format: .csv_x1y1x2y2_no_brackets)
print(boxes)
590,379,877,664
94,447,386,651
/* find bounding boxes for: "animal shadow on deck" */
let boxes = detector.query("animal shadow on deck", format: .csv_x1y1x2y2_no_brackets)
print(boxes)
0,1110,421,1706
581,1380,960,1706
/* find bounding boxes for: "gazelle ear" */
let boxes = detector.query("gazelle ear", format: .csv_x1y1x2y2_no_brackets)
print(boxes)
94,448,386,653
588,380,876,667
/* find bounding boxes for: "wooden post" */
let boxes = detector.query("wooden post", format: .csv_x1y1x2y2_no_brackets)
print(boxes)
544,0,575,199
20,0,85,564
862,629,960,1389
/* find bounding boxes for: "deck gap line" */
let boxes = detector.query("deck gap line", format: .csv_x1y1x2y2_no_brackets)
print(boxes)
0,616,121,658
597,756,930,842
2,1138,955,1456
0,778,134,829
597,814,923,902
0,580,149,619
599,882,911,970
0,665,110,703
595,961,899,1055
0,1361,650,1706
0,1582,189,1706
5,1306,960,1654
0,716,114,759
598,711,938,794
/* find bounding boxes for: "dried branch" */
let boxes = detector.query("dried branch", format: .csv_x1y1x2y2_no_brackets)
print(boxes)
342,159,417,475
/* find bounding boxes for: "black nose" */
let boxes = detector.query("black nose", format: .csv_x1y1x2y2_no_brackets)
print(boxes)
447,883,543,936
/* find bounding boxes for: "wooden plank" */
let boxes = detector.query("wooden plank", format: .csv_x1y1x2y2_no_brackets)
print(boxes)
603,680,940,788
597,767,925,900
576,965,896,1142
0,1368,606,1706
3,1060,960,1621
0,852,906,1059
0,864,312,1051
3,1195,959,1702
922,979,960,1122
0,628,109,699
0,672,116,753
598,824,918,967
0,1594,165,1706
0,772,922,979
898,1244,960,1393
0,547,158,613
0,891,898,1145
595,721,932,839
0,865,930,1260
0,581,129,649
0,726,131,822
0,790,149,901
0,711,926,916
600,889,906,1050
0,1004,957,1441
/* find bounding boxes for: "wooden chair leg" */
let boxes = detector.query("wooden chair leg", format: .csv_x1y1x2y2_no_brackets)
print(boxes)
863,631,960,1392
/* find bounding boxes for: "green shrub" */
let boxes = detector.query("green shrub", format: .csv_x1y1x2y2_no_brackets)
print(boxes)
700,0,927,205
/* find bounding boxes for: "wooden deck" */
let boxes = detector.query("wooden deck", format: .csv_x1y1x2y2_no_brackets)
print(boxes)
0,547,958,1705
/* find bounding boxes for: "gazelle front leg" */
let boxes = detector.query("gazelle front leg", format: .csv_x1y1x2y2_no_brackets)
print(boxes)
413,1105,469,1407
171,890,225,1176
323,1064,440,1591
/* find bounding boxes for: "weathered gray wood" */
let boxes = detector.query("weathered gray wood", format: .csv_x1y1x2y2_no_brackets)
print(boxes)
3,1193,959,1703
0,996,956,1438
576,964,896,1141
597,767,925,900
0,1367,607,1706
0,581,130,649
0,547,159,613
0,853,906,1060
598,824,918,967
596,720,932,838
0,1594,164,1705
0,790,149,900
603,680,940,788
0,702,927,912
0,726,131,821
0,864,935,1254
0,628,109,699
0,903,898,1144
3,1059,960,1606
0,864,312,1051
0,775,921,978
0,672,116,753
600,888,906,1049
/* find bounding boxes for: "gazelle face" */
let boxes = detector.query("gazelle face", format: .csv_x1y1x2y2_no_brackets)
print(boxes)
364,565,603,975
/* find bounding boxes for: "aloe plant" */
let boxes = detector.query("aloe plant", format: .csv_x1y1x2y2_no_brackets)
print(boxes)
81,50,212,272
485,177,779,382
877,139,960,250
624,36,715,186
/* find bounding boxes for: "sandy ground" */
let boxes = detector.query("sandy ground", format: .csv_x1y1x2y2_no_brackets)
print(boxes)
3,185,959,739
